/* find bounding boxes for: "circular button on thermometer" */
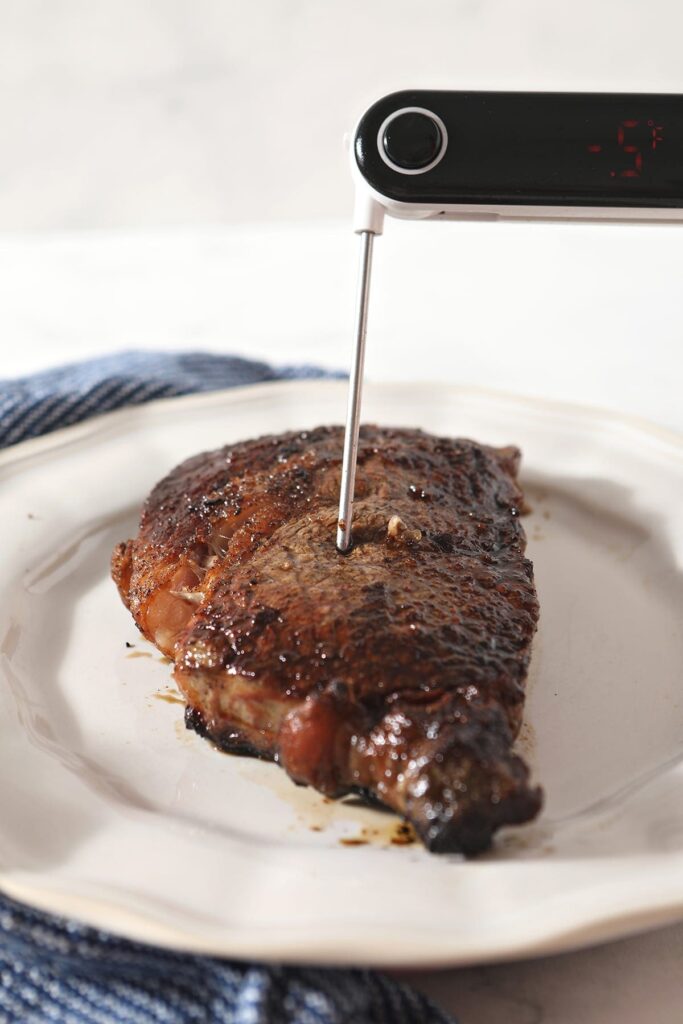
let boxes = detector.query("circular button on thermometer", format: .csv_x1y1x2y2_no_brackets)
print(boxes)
378,107,448,175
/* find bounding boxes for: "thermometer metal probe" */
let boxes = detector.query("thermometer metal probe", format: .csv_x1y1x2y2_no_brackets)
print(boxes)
336,229,375,553
337,89,683,551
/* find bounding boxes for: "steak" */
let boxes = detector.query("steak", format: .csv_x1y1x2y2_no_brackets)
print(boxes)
112,425,542,854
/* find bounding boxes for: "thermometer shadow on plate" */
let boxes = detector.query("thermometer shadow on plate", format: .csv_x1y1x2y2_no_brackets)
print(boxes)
336,89,683,551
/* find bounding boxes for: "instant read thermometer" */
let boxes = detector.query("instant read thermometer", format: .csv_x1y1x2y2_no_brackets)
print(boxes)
336,89,683,551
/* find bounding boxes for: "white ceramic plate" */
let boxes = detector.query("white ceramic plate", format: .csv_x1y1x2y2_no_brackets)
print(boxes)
1,380,682,968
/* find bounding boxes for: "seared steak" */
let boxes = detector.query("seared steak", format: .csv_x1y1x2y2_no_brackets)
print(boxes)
112,425,542,854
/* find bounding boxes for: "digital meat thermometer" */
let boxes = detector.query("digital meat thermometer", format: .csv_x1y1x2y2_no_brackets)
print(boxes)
336,89,683,552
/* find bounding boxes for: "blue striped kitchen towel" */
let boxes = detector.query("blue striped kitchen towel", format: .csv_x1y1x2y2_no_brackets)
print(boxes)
0,350,343,448
0,352,456,1024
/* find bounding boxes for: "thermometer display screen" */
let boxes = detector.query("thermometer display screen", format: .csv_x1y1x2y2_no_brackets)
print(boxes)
355,91,683,207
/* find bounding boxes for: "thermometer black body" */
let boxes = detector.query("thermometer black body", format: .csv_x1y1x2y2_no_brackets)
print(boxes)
352,89,683,229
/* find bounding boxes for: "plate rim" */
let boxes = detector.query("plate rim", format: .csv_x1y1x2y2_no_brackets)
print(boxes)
2,873,683,969
0,377,680,474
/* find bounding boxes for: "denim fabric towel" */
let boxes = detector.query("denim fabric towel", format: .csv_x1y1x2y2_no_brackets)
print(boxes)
0,352,457,1024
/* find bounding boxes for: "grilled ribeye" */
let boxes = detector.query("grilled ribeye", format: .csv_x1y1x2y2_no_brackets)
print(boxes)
112,425,542,854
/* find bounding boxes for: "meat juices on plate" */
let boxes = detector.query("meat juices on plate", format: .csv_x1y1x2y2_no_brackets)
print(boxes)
112,425,542,854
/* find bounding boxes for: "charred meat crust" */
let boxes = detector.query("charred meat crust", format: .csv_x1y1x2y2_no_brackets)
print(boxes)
113,424,542,855
184,706,272,761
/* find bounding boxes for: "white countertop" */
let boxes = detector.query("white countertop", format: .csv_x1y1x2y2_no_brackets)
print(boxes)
1,220,681,1022
2,219,681,434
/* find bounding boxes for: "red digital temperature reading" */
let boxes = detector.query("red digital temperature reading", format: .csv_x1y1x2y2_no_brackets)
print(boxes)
588,120,665,179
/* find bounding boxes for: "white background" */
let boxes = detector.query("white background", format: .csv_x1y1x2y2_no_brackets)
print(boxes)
2,0,683,231
1,1,682,1021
